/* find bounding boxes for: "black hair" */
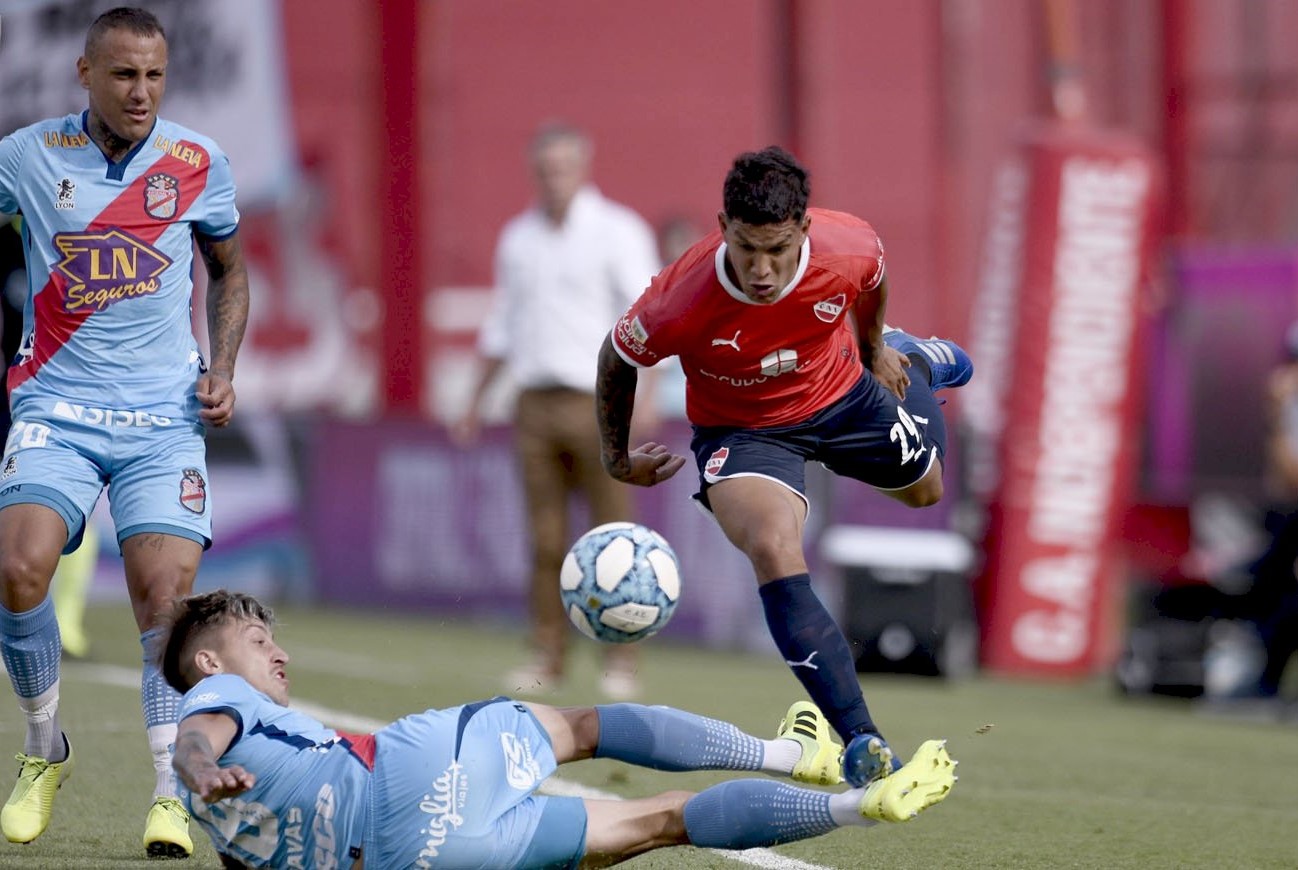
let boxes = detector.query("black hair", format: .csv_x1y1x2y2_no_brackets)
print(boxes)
85,6,166,57
722,146,810,225
158,590,276,694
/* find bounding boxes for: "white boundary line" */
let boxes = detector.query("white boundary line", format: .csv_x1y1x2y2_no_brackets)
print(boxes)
72,663,837,870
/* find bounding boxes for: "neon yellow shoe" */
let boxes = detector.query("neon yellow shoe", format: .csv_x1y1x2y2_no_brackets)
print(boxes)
143,796,194,859
776,701,844,786
57,620,90,660
1,737,74,844
53,522,97,660
860,739,957,822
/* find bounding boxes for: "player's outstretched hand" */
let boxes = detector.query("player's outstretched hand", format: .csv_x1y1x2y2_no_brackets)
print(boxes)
618,442,686,487
872,345,911,401
197,371,236,427
193,764,256,803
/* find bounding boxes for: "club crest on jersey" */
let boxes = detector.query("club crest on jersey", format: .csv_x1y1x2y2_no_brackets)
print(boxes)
813,294,846,322
144,173,180,220
705,446,730,476
179,467,207,514
55,178,76,210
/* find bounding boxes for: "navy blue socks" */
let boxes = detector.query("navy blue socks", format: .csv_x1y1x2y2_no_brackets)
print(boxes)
759,574,877,740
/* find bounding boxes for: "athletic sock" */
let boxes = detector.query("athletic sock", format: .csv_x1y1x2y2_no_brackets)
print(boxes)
594,704,763,771
829,788,881,828
1,597,64,759
684,780,877,849
141,628,181,798
760,574,876,740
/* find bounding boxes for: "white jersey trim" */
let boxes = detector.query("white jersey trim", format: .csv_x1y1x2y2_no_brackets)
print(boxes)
714,236,811,305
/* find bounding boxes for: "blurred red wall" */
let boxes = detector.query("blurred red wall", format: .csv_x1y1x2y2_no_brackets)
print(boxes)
277,0,1297,414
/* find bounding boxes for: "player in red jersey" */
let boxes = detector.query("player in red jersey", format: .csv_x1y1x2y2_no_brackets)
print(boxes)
595,146,973,788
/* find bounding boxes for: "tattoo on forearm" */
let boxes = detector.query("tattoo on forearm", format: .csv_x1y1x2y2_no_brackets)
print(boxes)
596,338,637,470
198,235,250,375
173,730,216,784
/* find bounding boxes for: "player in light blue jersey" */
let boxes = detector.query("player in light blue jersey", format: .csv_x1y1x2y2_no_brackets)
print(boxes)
160,590,956,869
0,7,249,857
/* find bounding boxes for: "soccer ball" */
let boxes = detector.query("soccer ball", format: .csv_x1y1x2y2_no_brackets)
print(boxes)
560,522,681,643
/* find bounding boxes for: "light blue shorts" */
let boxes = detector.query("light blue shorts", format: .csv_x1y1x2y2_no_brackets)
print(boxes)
366,698,587,869
0,406,211,552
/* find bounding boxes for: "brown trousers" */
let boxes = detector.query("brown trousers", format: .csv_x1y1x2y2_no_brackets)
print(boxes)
514,387,637,675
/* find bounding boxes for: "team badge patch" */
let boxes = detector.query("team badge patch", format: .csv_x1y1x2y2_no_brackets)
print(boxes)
813,293,846,322
179,467,207,514
615,315,650,356
705,446,730,476
144,173,180,220
55,178,76,210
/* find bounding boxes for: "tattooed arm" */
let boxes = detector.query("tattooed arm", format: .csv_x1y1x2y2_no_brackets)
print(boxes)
173,712,254,802
596,334,685,487
195,231,250,427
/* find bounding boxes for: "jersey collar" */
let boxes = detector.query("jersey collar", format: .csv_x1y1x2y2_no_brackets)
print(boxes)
81,110,157,181
714,235,811,305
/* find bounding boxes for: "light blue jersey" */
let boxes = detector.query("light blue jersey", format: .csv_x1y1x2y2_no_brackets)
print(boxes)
0,111,239,548
181,681,587,870
179,674,371,869
0,111,238,416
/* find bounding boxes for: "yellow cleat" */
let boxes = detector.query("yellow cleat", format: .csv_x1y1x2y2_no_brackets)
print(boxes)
860,738,957,823
776,701,844,786
1,737,74,844
144,796,194,859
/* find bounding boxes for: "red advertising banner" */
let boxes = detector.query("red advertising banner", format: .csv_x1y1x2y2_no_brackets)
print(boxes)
975,122,1163,675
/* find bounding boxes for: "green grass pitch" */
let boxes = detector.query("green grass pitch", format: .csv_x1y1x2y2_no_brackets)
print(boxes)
0,602,1294,868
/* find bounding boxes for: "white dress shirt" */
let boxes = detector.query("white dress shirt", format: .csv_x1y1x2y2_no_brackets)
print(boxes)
479,185,660,391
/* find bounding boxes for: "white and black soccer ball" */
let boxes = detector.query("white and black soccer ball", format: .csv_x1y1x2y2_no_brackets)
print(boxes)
560,522,681,643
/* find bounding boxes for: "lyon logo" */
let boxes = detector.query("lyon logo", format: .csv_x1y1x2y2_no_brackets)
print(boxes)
813,294,846,322
144,174,179,220
55,178,76,210
179,467,207,514
705,447,729,476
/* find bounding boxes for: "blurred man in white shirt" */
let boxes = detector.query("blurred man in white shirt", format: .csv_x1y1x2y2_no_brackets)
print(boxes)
454,122,660,699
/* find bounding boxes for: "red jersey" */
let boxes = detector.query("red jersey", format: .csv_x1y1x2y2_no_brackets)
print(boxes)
612,208,885,427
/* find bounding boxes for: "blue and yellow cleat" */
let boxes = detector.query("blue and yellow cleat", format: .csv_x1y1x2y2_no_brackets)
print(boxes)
144,795,194,859
859,738,957,822
776,701,844,786
1,735,74,844
842,730,902,788
883,327,974,391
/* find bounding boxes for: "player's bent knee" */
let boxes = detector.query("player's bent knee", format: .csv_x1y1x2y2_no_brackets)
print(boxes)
0,554,57,609
742,535,806,580
898,475,944,508
563,705,601,757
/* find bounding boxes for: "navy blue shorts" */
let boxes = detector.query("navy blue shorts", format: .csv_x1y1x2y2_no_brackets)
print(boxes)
690,373,946,511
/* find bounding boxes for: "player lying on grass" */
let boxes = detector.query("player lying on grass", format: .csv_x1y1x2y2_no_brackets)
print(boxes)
159,590,957,869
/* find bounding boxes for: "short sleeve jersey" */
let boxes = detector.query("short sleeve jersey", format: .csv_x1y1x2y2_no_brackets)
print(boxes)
0,112,239,417
611,207,885,428
179,674,372,869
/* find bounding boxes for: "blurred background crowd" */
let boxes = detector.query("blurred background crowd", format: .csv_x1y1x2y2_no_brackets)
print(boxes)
1,0,1296,710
